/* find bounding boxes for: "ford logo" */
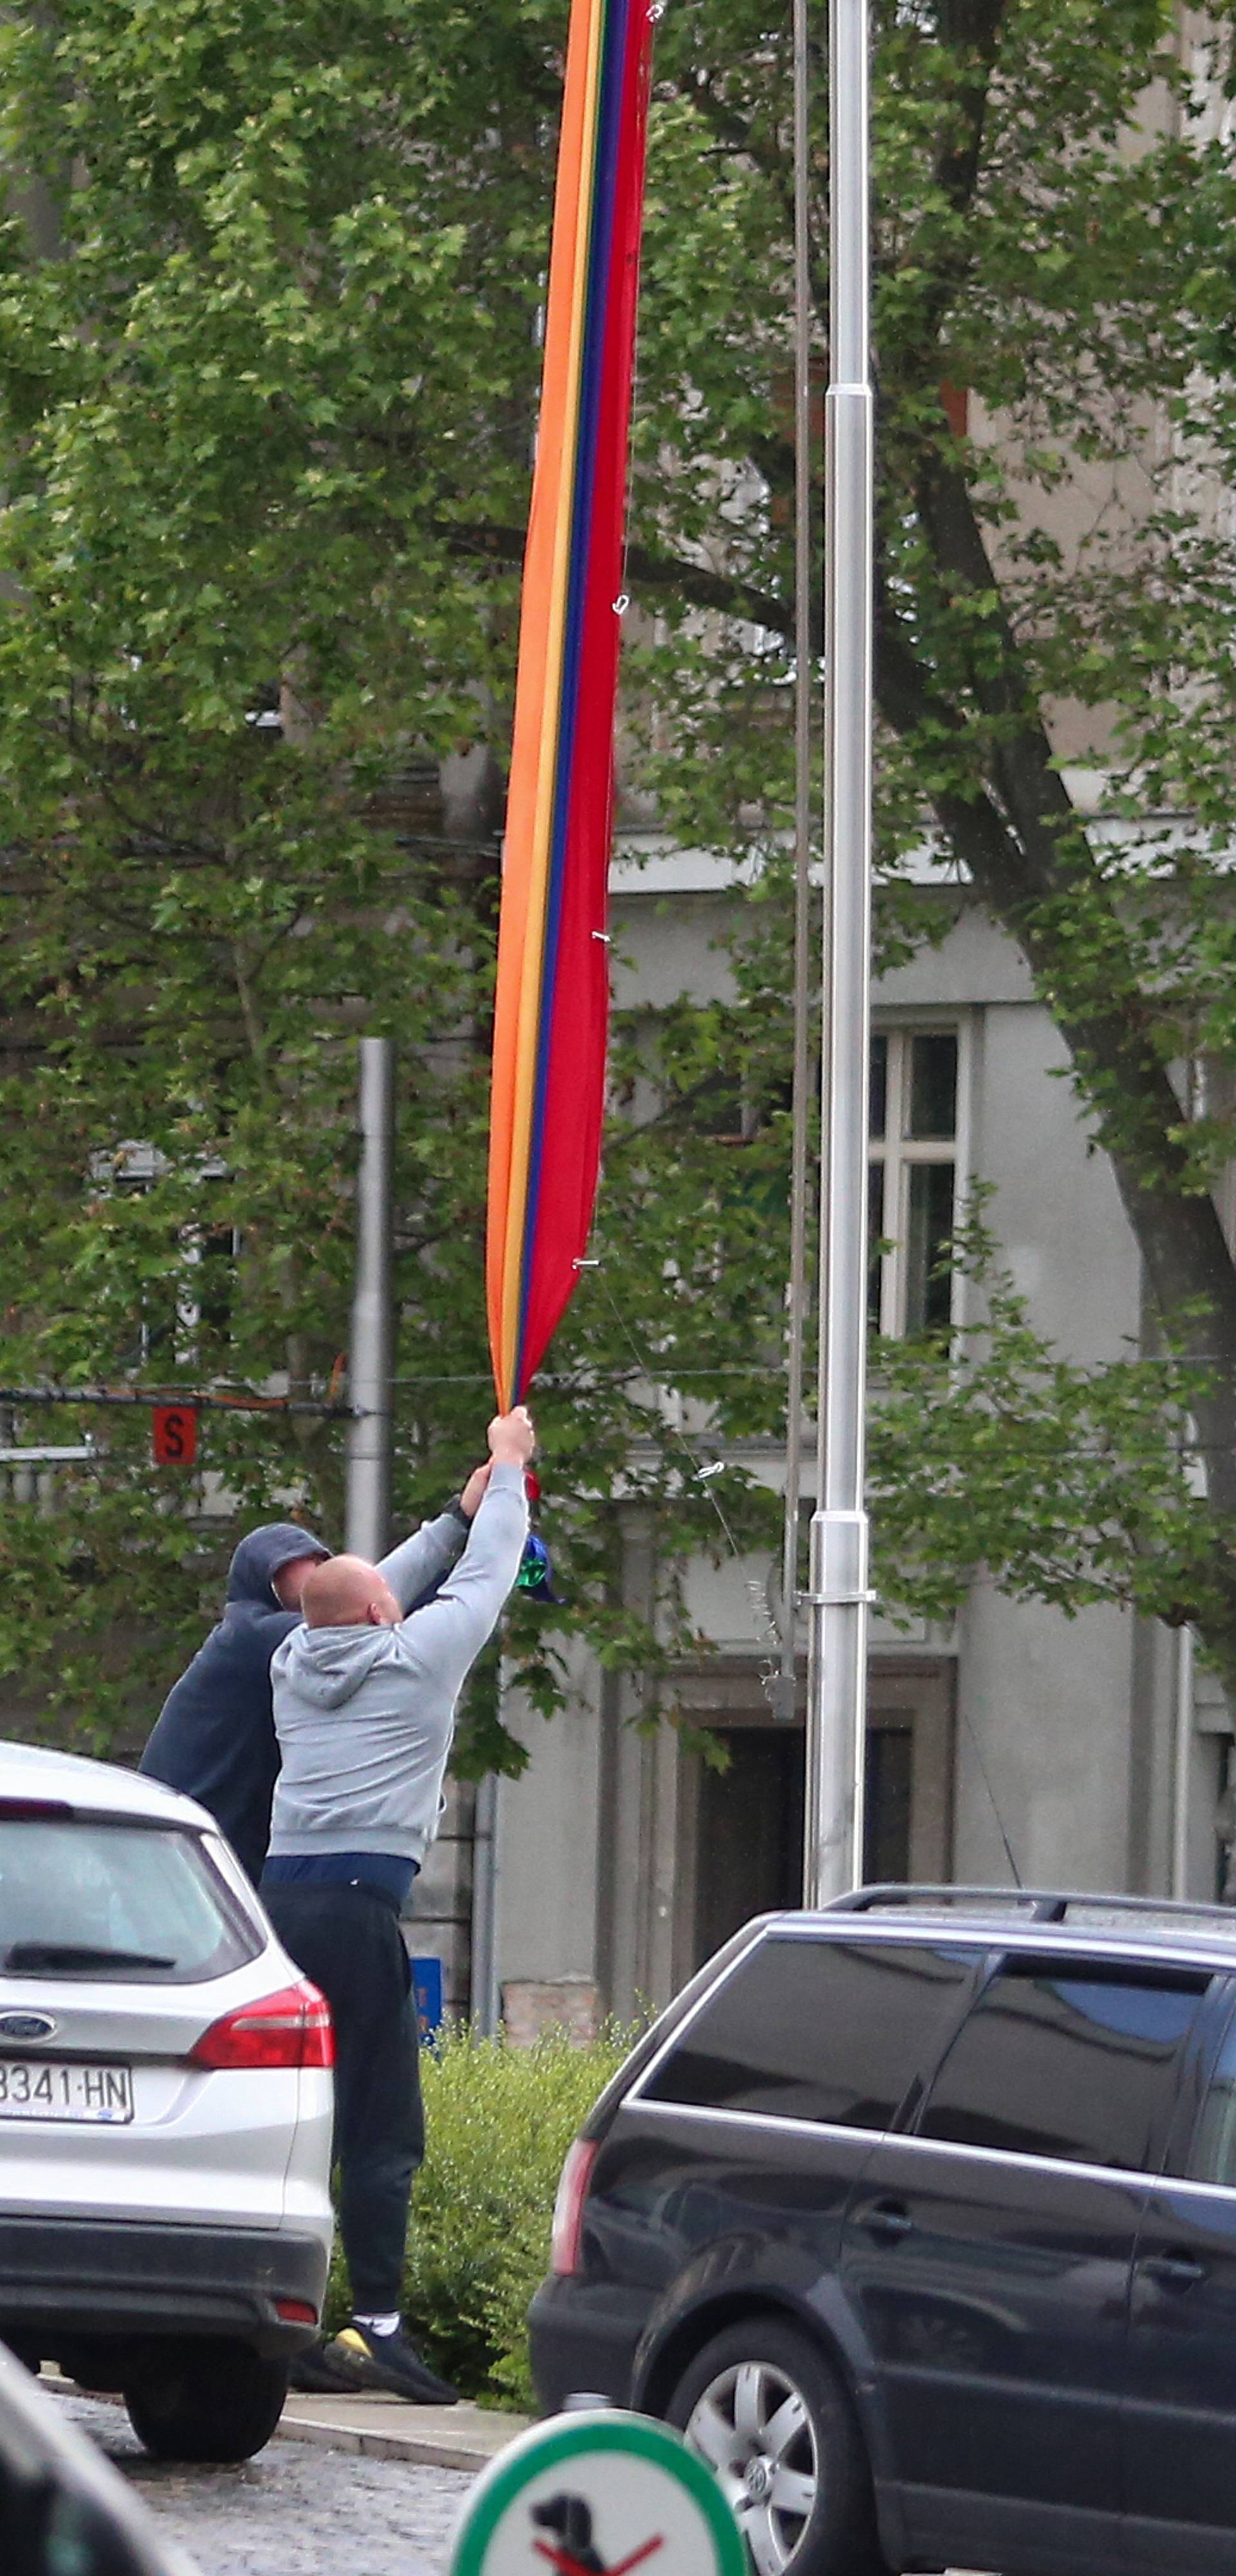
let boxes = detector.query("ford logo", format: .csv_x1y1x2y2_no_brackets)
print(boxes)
0,2012,57,2043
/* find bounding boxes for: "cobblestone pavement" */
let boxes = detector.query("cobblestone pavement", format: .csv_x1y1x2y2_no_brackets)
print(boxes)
59,2392,475,2576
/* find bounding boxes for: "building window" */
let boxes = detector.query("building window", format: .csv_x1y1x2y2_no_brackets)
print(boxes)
89,1144,238,1369
868,1027,959,1336
189,1218,242,1352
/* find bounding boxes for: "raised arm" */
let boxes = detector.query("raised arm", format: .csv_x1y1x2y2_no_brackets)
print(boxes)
393,1412,534,1697
377,1510,467,1616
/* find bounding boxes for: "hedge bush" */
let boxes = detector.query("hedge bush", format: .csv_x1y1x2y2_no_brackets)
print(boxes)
323,2020,637,2408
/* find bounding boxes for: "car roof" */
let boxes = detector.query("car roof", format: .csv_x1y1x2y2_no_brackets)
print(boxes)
0,1737,214,1835
751,1883,1236,1979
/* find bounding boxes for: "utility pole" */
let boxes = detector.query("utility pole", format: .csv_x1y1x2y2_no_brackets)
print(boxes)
469,1768,501,2037
346,1037,395,1559
803,0,874,1905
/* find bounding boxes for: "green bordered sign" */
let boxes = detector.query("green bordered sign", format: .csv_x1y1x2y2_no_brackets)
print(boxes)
451,2410,747,2576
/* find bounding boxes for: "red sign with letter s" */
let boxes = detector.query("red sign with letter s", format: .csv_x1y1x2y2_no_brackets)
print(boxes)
151,1406,198,1466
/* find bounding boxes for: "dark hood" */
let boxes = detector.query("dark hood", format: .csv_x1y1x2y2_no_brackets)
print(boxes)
225,1522,332,1609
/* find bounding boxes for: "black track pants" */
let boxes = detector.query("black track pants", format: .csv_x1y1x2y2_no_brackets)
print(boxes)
262,1880,424,2316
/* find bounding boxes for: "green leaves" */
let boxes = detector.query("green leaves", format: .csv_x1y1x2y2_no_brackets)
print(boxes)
4,0,1236,1742
870,1213,1222,1638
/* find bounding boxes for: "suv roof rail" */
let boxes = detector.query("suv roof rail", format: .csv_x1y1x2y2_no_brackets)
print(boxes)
828,1882,1236,1931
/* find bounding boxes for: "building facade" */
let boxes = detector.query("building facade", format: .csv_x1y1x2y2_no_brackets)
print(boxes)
440,829,1233,2032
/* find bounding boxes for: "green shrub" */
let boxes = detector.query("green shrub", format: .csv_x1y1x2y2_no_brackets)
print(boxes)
323,2020,637,2409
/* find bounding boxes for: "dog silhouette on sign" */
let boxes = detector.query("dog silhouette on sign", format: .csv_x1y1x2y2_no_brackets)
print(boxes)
532,2496,607,2575
529,2492,664,2576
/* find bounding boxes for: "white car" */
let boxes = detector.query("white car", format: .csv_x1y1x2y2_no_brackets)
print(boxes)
0,1739,333,2461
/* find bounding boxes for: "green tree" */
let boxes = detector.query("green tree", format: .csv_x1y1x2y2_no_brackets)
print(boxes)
626,0,1236,1692
0,0,1232,1748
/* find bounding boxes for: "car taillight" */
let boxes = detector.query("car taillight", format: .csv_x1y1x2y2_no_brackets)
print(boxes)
189,1979,334,2070
550,2135,597,2277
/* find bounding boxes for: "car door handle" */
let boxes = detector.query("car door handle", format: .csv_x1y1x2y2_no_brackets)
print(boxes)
857,2199,914,2242
1140,2249,1206,2289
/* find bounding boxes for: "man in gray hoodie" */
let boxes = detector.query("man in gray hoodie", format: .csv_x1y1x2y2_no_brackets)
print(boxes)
261,1406,532,2402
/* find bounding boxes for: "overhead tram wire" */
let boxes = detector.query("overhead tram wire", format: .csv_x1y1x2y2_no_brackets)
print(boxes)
0,1386,351,1416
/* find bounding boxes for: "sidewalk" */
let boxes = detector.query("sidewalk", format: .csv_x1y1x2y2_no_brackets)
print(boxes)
276,2391,529,2473
46,2374,529,2476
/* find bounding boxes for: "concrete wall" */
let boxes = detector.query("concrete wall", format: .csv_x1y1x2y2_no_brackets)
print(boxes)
496,1637,604,1995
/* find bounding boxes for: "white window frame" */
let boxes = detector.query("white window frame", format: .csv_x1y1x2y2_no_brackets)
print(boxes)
88,1144,237,1365
869,1017,970,1337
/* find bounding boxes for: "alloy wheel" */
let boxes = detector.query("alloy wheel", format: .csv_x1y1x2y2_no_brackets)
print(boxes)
684,2357,819,2576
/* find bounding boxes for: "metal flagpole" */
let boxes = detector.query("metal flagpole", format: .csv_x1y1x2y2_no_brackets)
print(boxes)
803,0,874,1905
776,0,816,1730
346,1036,395,1559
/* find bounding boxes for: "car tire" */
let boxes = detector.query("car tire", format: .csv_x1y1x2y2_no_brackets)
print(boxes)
122,2339,289,2463
665,2316,888,2576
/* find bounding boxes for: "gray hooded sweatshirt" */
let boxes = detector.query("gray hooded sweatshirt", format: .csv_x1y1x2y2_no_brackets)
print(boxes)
267,1463,528,1867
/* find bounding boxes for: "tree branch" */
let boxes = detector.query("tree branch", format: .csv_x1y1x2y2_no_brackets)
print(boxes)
444,519,792,637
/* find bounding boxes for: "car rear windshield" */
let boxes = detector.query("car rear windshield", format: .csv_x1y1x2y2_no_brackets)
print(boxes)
0,1816,263,1983
642,1935,979,2128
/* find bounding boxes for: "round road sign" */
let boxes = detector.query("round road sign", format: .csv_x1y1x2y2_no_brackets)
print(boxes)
450,2410,746,2576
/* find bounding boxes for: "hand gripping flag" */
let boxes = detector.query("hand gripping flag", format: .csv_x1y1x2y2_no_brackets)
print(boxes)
486,0,657,1411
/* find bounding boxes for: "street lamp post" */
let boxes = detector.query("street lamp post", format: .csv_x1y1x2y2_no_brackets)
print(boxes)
803,0,874,1906
346,1036,395,1560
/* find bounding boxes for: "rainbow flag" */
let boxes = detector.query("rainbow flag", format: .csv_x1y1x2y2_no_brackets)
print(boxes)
486,0,657,1410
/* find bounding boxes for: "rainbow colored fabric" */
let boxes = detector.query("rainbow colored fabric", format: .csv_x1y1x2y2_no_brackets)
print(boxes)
486,0,656,1410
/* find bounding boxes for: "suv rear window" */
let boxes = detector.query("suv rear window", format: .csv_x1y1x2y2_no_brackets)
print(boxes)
0,1817,263,1982
917,1956,1209,2171
641,1935,977,2128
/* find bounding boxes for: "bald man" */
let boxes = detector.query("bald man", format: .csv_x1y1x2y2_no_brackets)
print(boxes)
261,1407,533,2402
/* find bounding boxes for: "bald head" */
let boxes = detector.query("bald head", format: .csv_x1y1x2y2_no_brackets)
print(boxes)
301,1554,400,1629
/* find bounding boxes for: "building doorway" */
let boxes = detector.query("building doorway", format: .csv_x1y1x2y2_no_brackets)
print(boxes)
677,1658,955,1973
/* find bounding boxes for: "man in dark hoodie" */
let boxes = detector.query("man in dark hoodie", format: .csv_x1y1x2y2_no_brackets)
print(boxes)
138,1523,332,1884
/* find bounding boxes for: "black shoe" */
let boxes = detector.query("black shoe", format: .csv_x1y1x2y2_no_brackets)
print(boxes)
286,2338,351,2394
322,2324,460,2405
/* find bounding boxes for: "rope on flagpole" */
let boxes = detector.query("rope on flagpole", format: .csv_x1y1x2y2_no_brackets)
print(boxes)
615,0,664,615
589,1266,783,1688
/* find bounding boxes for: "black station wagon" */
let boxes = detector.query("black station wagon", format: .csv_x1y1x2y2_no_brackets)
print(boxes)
530,1886,1236,2576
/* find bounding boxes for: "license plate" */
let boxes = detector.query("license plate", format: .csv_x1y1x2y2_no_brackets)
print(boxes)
0,2057,133,2123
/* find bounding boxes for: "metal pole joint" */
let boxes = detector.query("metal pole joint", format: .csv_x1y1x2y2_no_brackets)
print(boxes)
808,1506,869,1601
